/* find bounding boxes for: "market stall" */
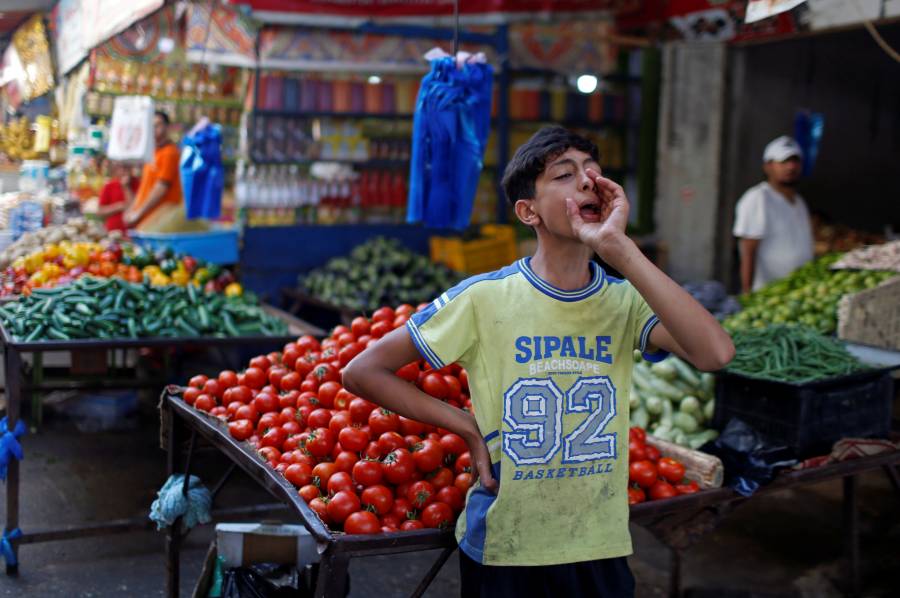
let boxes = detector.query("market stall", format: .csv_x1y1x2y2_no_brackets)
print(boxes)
0,1,897,596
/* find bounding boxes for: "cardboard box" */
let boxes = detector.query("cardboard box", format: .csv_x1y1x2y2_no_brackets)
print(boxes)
216,523,319,570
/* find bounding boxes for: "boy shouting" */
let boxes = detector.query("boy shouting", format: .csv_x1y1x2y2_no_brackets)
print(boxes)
343,126,734,596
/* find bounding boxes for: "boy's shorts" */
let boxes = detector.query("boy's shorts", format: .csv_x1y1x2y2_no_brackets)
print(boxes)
459,549,635,598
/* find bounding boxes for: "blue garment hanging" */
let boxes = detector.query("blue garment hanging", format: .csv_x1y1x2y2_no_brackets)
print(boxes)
180,125,224,220
408,57,493,230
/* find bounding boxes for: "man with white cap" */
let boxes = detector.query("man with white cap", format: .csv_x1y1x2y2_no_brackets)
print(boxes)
732,135,814,293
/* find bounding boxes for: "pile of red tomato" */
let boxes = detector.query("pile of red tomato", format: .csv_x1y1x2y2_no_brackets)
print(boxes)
627,426,700,504
180,303,475,535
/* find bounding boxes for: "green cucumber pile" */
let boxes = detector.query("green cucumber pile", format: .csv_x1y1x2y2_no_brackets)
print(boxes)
726,325,869,384
0,276,287,342
630,352,719,449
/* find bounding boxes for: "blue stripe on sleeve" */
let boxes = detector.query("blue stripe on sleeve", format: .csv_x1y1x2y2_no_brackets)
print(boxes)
409,263,520,328
639,315,670,362
405,320,444,370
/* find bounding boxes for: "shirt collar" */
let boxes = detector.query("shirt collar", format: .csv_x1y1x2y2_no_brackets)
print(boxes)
517,257,605,302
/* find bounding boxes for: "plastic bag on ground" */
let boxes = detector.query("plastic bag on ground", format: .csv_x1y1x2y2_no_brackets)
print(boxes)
700,418,798,496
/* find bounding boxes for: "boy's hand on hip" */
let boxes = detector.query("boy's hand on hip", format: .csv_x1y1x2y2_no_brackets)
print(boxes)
463,428,498,494
566,168,631,263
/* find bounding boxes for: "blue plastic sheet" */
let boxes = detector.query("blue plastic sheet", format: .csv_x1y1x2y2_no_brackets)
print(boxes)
408,57,493,230
180,125,225,220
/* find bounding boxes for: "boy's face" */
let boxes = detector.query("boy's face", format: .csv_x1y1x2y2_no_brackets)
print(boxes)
516,148,603,239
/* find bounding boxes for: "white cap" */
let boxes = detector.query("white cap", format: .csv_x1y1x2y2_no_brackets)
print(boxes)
763,136,803,163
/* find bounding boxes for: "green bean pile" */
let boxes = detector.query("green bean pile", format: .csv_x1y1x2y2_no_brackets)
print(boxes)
727,325,869,384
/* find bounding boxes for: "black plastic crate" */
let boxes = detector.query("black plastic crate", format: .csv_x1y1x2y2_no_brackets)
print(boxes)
713,370,894,458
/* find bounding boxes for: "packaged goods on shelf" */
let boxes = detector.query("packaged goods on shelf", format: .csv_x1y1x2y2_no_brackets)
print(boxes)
256,73,420,115
236,163,406,227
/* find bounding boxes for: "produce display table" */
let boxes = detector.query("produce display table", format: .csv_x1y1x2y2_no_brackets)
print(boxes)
0,306,324,575
631,448,900,597
161,390,456,598
160,389,900,598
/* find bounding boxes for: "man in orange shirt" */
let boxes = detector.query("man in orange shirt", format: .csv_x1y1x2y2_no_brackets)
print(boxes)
124,111,183,230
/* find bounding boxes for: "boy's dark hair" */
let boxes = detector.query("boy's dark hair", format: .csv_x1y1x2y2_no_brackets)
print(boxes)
501,126,600,205
155,110,171,125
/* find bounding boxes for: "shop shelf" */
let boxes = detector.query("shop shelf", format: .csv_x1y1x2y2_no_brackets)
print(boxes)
93,89,244,109
253,109,413,120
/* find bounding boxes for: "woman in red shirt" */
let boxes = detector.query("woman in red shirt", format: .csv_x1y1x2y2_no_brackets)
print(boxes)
96,160,137,232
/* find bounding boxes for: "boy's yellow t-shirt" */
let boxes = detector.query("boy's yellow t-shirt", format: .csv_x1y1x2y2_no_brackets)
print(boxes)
407,258,666,566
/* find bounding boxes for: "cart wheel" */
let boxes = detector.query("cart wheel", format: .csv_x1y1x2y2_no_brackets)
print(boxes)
6,563,18,576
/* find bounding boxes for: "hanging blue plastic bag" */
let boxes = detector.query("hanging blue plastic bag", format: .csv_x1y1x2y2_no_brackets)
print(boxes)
793,111,824,177
180,125,224,220
408,56,493,230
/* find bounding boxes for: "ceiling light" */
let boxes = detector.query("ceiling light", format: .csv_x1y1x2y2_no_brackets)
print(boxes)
576,74,598,94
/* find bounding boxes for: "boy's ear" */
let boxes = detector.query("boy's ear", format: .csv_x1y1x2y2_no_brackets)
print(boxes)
514,199,540,227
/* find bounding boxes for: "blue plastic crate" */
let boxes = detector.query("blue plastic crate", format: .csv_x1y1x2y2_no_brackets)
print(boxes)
129,228,239,265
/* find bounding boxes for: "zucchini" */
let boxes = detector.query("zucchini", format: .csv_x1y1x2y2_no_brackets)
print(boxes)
670,357,701,387
631,407,650,429
672,412,699,434
679,396,702,417
646,377,684,401
649,360,678,381
644,395,664,416
703,399,716,422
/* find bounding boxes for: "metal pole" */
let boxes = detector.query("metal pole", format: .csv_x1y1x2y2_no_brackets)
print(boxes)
165,403,181,598
843,475,860,597
452,0,460,56
668,548,681,598
410,545,456,598
314,548,349,598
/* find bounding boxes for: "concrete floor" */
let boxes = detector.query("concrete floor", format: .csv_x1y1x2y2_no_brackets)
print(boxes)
0,396,898,598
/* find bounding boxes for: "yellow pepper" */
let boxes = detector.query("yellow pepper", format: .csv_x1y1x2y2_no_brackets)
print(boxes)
171,270,190,286
43,244,60,260
24,253,43,274
224,282,243,297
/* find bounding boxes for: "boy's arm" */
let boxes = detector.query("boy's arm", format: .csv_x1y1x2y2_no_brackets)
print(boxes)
342,327,498,492
569,169,735,372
